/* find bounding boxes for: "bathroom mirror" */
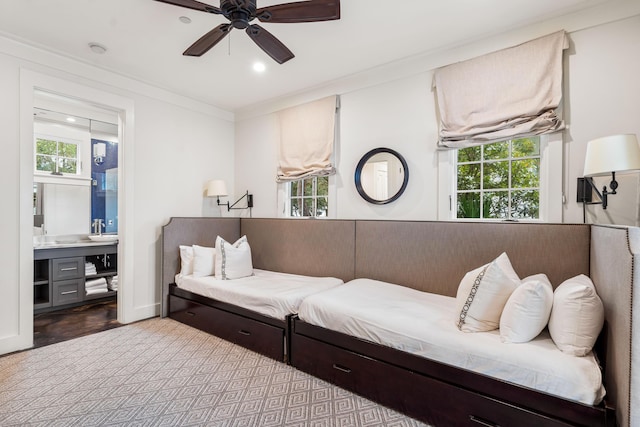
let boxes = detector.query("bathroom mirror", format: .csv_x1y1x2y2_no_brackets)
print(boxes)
355,147,409,205
32,92,119,238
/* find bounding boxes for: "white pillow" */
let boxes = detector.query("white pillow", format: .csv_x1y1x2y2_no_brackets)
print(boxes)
192,245,216,277
500,274,553,343
548,274,604,356
455,252,521,332
215,235,253,280
179,245,194,276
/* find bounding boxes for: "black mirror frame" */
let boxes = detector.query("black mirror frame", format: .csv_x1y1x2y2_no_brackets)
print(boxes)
354,147,409,205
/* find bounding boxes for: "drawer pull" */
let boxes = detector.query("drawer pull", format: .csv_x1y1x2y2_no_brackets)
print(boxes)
60,267,78,272
332,364,352,373
61,290,78,295
238,330,251,336
186,311,196,316
469,415,499,427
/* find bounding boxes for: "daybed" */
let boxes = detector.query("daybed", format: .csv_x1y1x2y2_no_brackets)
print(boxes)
162,218,354,362
162,218,639,427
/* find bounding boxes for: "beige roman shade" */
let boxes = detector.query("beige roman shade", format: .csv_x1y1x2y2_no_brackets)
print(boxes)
433,31,569,148
276,95,338,182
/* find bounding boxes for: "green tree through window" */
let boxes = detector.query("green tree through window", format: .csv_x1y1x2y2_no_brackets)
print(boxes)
289,176,329,217
35,137,79,175
456,137,540,220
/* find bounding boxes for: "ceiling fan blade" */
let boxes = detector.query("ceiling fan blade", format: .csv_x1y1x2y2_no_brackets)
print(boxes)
246,25,294,64
256,0,340,23
183,24,232,56
154,0,221,14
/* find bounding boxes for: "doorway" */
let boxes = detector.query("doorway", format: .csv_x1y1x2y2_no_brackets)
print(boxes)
18,69,135,352
32,92,120,346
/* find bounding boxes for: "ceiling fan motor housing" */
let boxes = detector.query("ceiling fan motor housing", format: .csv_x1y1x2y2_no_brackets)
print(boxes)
221,0,257,29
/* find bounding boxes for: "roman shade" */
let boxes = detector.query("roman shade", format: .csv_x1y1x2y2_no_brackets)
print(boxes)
433,31,569,148
276,95,338,182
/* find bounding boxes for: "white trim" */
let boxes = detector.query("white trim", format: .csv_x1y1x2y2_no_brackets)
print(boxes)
9,69,136,355
437,134,563,222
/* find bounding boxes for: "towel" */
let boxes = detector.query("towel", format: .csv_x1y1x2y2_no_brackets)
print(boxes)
85,277,108,290
85,262,97,276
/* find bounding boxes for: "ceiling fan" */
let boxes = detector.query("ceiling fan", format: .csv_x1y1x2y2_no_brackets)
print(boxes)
155,0,340,64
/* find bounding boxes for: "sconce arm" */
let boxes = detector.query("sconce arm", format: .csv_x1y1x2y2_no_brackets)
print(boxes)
217,191,253,211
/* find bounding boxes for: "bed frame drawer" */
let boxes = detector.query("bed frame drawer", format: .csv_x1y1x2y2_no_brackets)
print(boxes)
291,332,572,427
169,294,285,361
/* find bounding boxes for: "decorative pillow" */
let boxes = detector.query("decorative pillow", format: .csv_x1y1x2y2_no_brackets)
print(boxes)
548,274,604,356
500,274,553,343
215,235,253,280
179,245,194,276
455,252,521,332
192,245,216,277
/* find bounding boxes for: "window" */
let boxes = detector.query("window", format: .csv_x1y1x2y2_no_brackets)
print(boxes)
287,176,329,217
456,137,540,220
35,137,79,175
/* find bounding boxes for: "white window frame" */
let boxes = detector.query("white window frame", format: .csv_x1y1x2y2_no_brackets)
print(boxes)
34,134,81,174
438,133,563,222
278,174,337,219
33,132,91,186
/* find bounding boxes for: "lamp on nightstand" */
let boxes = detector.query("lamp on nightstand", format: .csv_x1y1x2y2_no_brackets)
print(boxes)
206,180,253,211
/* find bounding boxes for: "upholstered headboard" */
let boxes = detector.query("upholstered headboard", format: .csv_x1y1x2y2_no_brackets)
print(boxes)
590,225,639,427
241,218,356,282
354,221,591,295
160,217,241,317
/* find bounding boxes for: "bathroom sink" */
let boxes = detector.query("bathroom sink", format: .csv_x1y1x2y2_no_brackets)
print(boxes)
88,234,118,242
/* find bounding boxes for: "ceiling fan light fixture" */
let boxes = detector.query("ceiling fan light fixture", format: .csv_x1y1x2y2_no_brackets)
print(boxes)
88,42,107,54
156,0,340,64
253,62,266,73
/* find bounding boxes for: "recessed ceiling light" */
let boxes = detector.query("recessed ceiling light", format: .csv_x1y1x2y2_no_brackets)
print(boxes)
66,117,76,123
253,62,266,73
179,16,192,24
88,42,107,54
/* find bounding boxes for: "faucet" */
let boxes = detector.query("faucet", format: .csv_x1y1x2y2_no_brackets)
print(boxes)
92,218,105,235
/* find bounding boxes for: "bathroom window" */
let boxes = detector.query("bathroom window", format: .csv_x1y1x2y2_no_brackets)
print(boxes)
455,137,541,220
287,176,329,217
35,136,80,175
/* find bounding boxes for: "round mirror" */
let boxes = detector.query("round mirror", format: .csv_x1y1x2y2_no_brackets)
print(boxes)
355,148,409,205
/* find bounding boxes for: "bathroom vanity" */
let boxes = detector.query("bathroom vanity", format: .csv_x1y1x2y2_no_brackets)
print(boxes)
34,241,117,313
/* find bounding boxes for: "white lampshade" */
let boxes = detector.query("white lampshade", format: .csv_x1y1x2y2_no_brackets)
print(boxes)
206,180,228,197
583,134,640,177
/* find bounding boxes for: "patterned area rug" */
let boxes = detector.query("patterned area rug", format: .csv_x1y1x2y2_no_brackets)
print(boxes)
0,318,429,426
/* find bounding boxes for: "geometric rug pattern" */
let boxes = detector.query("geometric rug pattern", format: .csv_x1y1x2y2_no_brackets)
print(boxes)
0,318,429,426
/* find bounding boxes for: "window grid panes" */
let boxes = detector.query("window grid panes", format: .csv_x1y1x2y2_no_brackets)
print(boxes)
289,176,329,217
35,137,79,175
456,137,540,220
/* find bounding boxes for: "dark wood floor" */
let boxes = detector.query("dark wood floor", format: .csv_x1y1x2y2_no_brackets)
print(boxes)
33,299,120,349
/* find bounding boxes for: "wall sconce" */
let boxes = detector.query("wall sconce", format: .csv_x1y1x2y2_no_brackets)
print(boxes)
206,180,253,211
93,142,106,165
580,134,640,210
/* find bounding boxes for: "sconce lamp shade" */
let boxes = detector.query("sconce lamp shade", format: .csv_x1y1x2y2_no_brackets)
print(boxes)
206,180,228,197
583,134,640,177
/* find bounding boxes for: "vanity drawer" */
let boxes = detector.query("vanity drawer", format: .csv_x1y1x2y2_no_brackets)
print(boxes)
52,257,84,281
52,279,83,306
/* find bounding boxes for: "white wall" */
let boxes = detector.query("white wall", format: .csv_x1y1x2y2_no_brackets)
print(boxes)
563,16,640,224
235,14,640,225
0,36,235,354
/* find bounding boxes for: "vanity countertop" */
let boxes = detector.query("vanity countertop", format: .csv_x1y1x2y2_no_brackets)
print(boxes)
33,234,118,250
34,241,117,250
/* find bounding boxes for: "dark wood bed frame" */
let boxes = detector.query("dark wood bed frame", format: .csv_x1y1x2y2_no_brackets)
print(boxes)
162,218,635,427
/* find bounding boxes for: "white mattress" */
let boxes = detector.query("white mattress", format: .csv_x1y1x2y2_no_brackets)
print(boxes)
175,269,343,320
298,278,606,406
